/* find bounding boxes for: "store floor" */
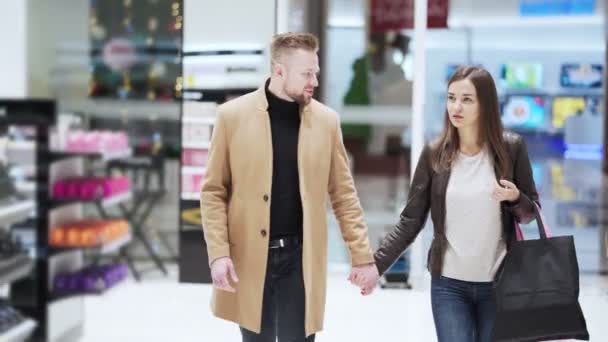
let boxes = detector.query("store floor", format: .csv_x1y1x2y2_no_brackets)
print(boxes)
80,153,608,340
81,266,608,341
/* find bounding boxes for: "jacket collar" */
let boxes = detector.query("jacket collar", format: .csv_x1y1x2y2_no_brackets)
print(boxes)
254,78,312,117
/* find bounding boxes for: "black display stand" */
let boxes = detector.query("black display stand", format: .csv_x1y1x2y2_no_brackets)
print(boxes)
1,99,58,341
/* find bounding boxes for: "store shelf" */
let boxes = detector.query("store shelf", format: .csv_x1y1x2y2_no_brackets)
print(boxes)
98,232,132,254
182,166,206,175
182,116,216,125
0,256,34,286
0,319,37,342
0,200,35,227
448,14,602,29
181,192,200,201
15,181,36,194
182,142,211,149
338,105,411,126
100,191,132,207
50,231,132,256
499,87,604,97
50,148,133,162
51,278,126,302
59,99,180,120
51,190,132,210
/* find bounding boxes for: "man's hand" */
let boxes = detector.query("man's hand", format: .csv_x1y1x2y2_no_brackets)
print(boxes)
348,263,380,296
210,256,239,292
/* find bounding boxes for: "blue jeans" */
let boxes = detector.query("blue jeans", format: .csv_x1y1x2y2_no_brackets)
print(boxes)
431,275,497,342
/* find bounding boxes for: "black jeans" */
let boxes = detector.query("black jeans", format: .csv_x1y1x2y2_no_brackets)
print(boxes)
240,244,315,342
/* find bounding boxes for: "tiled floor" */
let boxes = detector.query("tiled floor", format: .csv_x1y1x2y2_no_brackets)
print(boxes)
80,267,608,341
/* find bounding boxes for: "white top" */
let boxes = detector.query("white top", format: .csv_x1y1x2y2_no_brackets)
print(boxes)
441,149,506,282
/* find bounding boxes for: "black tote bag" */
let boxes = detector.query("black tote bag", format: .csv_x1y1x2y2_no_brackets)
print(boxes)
492,203,590,341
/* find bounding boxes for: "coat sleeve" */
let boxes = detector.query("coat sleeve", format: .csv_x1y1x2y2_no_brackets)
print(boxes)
328,116,374,266
504,136,540,224
373,144,432,275
200,107,232,266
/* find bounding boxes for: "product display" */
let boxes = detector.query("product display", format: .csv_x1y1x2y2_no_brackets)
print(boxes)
500,63,543,89
182,148,208,166
560,64,603,88
52,176,131,201
181,173,205,194
64,130,130,154
53,262,129,295
501,96,546,129
49,219,129,248
552,96,586,129
0,163,23,207
0,229,32,281
0,301,27,335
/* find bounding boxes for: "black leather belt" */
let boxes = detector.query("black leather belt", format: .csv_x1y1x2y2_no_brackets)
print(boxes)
268,236,301,249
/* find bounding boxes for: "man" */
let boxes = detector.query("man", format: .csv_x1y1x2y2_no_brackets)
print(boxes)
200,32,378,341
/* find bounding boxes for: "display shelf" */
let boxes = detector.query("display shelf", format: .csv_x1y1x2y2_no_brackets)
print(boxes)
181,192,200,201
498,87,604,97
50,148,133,162
448,14,602,29
182,116,216,125
50,276,127,302
0,319,37,342
51,190,132,210
50,232,132,256
0,256,34,286
181,166,206,175
0,200,35,227
182,141,211,149
338,105,412,126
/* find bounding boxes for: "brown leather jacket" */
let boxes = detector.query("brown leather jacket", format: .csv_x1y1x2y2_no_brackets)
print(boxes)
374,131,540,276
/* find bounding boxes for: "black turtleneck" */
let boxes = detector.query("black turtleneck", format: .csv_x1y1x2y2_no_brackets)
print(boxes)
265,80,303,240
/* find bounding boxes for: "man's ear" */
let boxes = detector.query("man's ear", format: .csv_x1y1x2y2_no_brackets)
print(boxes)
275,63,284,78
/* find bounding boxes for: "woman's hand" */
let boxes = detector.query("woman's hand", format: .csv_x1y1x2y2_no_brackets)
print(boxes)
492,179,520,203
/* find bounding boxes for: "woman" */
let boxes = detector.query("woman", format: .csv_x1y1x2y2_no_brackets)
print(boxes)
371,66,539,341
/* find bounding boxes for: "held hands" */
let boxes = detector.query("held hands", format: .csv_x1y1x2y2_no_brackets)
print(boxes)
348,263,380,296
492,179,520,203
210,256,239,292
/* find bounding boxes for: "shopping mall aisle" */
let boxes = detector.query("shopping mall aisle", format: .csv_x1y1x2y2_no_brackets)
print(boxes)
80,268,608,341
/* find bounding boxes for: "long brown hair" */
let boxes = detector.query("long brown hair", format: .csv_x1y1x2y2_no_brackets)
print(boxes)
432,66,510,177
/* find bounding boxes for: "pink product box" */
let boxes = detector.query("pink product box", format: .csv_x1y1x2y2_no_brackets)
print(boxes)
182,149,208,166
183,124,211,143
65,130,129,153
181,174,205,193
52,176,131,200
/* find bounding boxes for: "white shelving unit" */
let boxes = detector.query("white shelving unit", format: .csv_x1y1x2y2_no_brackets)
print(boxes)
181,192,200,201
338,105,412,126
181,101,216,202
0,319,37,342
182,141,211,150
0,200,34,228
181,166,206,175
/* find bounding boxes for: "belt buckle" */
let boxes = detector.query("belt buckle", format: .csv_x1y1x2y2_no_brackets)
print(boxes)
279,239,285,248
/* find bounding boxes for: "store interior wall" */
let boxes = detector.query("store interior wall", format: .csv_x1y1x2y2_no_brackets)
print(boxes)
26,0,89,100
184,0,275,71
0,2,27,97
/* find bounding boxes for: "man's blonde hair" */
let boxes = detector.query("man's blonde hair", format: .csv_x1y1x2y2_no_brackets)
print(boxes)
270,32,319,64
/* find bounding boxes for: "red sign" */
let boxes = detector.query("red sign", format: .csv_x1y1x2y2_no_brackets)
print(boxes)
370,0,449,32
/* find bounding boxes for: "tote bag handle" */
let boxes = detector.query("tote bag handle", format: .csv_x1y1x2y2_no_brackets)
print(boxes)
515,202,552,241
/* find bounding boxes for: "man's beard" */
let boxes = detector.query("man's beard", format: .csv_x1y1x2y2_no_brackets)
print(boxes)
284,87,311,105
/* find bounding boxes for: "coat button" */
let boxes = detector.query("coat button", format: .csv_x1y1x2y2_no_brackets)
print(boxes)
260,229,267,237
263,194,269,202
